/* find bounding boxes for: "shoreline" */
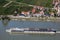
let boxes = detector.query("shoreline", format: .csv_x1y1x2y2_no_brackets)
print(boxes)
0,15,60,22
8,15,60,22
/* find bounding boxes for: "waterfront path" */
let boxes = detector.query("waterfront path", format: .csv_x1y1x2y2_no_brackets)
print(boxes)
6,15,60,22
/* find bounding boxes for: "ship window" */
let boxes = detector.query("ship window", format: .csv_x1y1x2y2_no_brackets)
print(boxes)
39,29,48,31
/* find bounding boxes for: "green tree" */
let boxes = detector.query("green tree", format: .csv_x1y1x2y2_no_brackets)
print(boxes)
0,0,5,3
19,6,33,11
16,0,53,7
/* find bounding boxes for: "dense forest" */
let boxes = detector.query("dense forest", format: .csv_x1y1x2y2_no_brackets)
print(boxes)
0,0,54,15
16,0,53,7
0,0,5,3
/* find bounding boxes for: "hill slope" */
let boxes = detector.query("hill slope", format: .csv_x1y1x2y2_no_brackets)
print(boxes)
16,0,53,7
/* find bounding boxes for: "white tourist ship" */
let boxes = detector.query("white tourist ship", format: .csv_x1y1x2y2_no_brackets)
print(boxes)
6,28,56,34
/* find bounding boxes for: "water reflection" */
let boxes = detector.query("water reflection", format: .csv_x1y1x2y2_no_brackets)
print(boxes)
0,20,60,40
2,19,10,26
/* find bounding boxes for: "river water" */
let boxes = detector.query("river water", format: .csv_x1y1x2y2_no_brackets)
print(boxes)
0,20,60,40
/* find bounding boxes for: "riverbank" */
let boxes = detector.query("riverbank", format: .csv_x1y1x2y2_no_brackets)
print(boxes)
6,15,60,22
0,15,60,22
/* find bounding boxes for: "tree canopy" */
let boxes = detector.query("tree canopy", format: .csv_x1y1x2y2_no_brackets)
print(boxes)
16,0,53,7
0,0,5,3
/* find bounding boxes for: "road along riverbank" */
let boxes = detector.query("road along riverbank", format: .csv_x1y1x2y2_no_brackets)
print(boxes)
0,15,60,22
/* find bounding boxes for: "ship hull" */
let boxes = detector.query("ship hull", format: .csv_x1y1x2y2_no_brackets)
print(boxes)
8,31,55,34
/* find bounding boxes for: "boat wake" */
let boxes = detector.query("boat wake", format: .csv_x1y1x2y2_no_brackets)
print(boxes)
56,31,60,34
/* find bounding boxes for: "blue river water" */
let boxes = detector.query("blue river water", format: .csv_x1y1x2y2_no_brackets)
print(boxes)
0,20,60,40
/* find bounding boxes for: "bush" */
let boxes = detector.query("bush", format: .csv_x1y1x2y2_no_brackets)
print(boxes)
19,6,33,11
4,6,17,15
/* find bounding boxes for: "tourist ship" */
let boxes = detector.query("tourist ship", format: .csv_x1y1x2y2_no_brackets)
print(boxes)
6,28,56,34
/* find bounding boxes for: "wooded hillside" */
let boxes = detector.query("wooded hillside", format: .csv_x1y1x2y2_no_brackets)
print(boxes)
16,0,53,7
